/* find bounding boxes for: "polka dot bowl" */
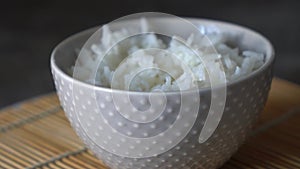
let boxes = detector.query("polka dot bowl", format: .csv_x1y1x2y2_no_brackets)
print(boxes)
51,18,274,169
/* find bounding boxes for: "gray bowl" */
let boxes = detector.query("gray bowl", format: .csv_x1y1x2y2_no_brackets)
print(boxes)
51,18,274,169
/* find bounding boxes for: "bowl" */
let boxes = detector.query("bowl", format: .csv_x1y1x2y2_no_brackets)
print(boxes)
51,17,274,169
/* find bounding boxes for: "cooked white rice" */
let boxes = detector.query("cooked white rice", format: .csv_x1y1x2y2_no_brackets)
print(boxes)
74,18,264,92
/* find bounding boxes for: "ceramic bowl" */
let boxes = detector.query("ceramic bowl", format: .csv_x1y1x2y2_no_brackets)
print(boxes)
51,18,274,169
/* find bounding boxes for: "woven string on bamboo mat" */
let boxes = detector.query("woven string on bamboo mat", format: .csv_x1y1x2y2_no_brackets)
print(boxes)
0,79,300,169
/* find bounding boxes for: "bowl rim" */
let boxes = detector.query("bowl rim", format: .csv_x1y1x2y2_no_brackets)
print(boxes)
50,17,275,95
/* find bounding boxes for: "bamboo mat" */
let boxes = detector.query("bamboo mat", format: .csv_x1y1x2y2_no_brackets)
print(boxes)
0,78,300,169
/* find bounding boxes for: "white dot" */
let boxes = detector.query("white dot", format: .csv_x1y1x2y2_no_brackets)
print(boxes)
166,108,172,113
68,84,73,90
132,108,138,113
139,99,146,105
108,111,114,116
184,107,190,112
184,123,190,127
87,100,92,105
192,130,197,135
117,122,124,127
100,103,105,108
133,123,139,128
141,115,147,121
105,95,112,102
91,93,96,99
175,132,181,136
159,116,164,121
62,101,66,107
127,131,132,136
149,108,155,114
213,134,219,138
150,124,156,129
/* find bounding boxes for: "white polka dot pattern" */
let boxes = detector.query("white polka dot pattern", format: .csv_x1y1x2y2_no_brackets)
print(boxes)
52,62,273,169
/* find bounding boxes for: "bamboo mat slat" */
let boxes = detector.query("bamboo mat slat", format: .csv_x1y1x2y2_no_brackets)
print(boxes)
0,78,300,169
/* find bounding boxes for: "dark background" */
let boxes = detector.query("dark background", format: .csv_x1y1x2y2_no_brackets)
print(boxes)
1,0,299,108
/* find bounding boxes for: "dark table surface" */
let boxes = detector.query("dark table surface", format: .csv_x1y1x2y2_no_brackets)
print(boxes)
1,0,299,108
